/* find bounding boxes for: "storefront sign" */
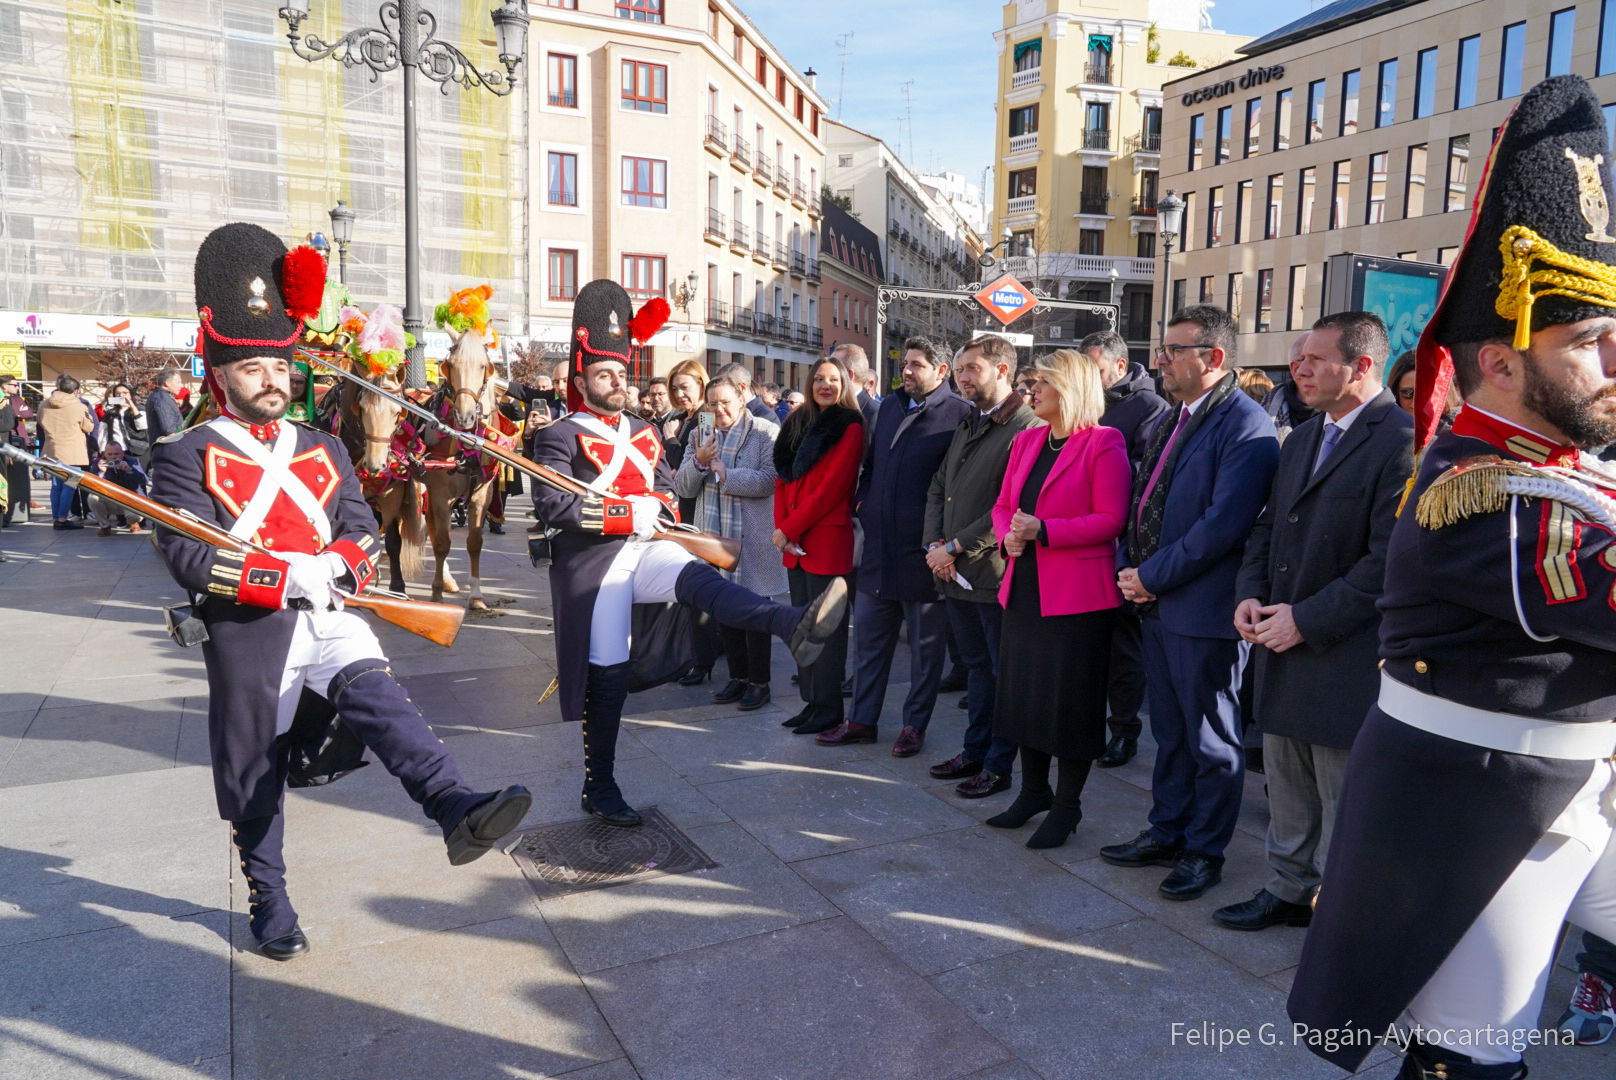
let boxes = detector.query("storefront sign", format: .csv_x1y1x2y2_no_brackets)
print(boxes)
0,343,25,378
1179,64,1286,106
0,311,197,352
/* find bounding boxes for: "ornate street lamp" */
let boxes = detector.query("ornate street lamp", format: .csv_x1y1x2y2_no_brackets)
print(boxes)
977,226,1031,270
277,0,530,387
1155,189,1185,352
673,271,700,323
327,199,355,286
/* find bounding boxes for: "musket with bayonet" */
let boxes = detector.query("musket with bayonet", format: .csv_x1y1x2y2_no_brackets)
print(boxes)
0,443,464,647
302,350,741,572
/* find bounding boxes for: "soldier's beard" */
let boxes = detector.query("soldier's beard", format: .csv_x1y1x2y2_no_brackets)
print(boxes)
582,383,627,415
1521,349,1616,449
224,382,289,425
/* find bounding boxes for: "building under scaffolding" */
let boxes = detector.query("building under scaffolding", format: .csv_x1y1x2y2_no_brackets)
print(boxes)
0,0,523,381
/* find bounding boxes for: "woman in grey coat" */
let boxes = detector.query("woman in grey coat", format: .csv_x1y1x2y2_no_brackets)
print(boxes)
675,376,787,711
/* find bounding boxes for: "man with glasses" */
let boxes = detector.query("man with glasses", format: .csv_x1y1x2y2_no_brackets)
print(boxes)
1101,305,1279,902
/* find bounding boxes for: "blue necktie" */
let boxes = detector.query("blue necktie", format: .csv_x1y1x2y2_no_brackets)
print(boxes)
1313,422,1342,474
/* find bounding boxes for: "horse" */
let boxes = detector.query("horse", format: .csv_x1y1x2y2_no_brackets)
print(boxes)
419,325,508,609
325,363,431,595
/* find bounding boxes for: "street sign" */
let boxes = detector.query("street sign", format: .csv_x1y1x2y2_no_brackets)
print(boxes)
976,330,1034,348
974,273,1038,326
191,356,206,378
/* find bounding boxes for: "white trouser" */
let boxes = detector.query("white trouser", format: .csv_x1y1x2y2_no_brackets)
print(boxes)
588,539,697,666
1407,759,1616,1063
273,607,386,736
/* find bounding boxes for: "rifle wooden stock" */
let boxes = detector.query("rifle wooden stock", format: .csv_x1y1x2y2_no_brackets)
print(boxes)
2,447,464,647
302,352,741,572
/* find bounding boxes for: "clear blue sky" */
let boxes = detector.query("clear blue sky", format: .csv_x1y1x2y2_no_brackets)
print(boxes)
744,0,1310,196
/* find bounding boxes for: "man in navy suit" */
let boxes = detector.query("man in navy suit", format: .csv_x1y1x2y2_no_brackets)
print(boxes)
1102,305,1280,901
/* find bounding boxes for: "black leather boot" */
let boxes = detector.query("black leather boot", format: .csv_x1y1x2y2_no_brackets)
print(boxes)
674,563,847,667
986,749,1055,828
1026,759,1091,849
233,815,307,961
580,661,641,827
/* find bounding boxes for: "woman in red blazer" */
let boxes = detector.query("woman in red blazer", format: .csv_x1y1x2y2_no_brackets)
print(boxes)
772,356,865,735
987,349,1131,849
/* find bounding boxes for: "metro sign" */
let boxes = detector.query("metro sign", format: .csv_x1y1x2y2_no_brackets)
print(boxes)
974,273,1037,326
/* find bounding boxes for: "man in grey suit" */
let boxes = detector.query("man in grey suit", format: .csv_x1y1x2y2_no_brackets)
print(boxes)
1216,311,1413,931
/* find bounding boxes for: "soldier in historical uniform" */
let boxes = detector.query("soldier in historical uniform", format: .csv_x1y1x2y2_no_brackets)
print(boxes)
1288,76,1616,1079
151,223,531,961
527,279,848,827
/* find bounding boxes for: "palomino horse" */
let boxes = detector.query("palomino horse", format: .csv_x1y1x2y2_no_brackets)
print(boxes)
330,364,431,595
420,325,508,609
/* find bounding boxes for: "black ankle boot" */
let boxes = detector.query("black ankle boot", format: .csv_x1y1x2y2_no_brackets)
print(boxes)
985,787,1054,828
792,704,843,735
782,705,814,728
1026,802,1082,848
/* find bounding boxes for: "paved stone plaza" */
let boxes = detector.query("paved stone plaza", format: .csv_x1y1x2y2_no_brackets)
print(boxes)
1,516,1611,1080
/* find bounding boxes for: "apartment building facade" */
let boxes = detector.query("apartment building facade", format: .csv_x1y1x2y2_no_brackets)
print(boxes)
824,120,984,381
0,0,519,384
817,198,884,363
1156,0,1616,368
991,0,1249,360
527,0,827,388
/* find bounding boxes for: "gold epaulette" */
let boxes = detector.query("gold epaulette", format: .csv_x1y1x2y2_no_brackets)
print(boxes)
1415,456,1543,529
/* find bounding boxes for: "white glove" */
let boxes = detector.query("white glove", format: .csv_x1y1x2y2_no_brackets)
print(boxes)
628,495,665,541
281,550,347,607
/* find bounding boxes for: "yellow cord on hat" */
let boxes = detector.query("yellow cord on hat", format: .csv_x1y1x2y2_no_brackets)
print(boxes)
1498,225,1616,351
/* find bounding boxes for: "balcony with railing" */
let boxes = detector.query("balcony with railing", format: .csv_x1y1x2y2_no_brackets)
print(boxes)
731,134,750,168
1130,195,1157,217
774,165,790,193
1081,127,1112,151
808,326,823,350
730,221,749,252
791,179,808,206
547,89,576,107
1010,66,1041,91
753,235,770,261
888,222,900,238
1006,194,1037,215
754,151,772,183
772,242,788,269
807,258,821,282
789,249,806,277
704,115,727,154
1083,62,1112,85
1004,253,1157,281
704,207,727,244
807,194,822,218
1008,132,1039,154
1124,131,1162,155
706,299,729,328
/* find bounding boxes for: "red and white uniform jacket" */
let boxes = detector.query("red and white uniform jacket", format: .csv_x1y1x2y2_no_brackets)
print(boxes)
150,415,379,609
528,407,677,537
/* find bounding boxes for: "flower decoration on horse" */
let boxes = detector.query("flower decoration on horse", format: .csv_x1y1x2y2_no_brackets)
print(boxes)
434,284,499,344
338,303,415,380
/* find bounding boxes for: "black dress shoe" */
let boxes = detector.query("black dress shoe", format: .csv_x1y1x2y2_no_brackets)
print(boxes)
1159,854,1223,901
259,927,310,962
956,771,1011,799
1099,829,1184,868
1095,736,1137,769
712,678,747,704
445,785,533,865
1212,889,1313,931
956,695,969,710
937,668,968,693
782,705,814,728
581,793,643,828
679,667,712,687
737,683,771,711
792,705,842,735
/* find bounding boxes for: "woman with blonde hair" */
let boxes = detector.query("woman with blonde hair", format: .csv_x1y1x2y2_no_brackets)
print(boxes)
986,349,1132,849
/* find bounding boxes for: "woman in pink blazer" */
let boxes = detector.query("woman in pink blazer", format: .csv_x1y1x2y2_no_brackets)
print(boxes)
986,349,1132,850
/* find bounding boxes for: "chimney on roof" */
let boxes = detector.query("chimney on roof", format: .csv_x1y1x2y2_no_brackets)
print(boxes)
804,67,817,90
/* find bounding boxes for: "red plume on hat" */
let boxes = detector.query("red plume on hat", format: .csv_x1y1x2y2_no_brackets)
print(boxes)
280,245,327,323
629,297,670,343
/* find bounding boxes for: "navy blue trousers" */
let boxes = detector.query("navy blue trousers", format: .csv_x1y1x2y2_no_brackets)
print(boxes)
946,598,1017,776
848,591,948,732
1142,620,1248,860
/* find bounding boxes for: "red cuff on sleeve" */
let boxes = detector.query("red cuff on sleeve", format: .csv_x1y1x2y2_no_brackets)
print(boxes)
238,552,291,609
652,490,678,524
602,497,635,536
325,538,376,593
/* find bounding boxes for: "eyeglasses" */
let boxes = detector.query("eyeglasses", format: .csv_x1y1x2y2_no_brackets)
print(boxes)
1396,387,1417,401
1155,343,1211,362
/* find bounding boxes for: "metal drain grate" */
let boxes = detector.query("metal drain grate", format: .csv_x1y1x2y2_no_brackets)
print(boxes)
507,807,718,897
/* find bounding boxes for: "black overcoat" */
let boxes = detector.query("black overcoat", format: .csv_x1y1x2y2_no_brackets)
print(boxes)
150,422,381,820
1235,390,1414,748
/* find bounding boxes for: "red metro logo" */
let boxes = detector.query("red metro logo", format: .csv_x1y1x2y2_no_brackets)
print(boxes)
974,274,1038,327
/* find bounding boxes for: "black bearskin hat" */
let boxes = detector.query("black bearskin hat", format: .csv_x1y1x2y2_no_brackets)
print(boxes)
566,279,669,412
193,222,325,370
1413,75,1616,447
